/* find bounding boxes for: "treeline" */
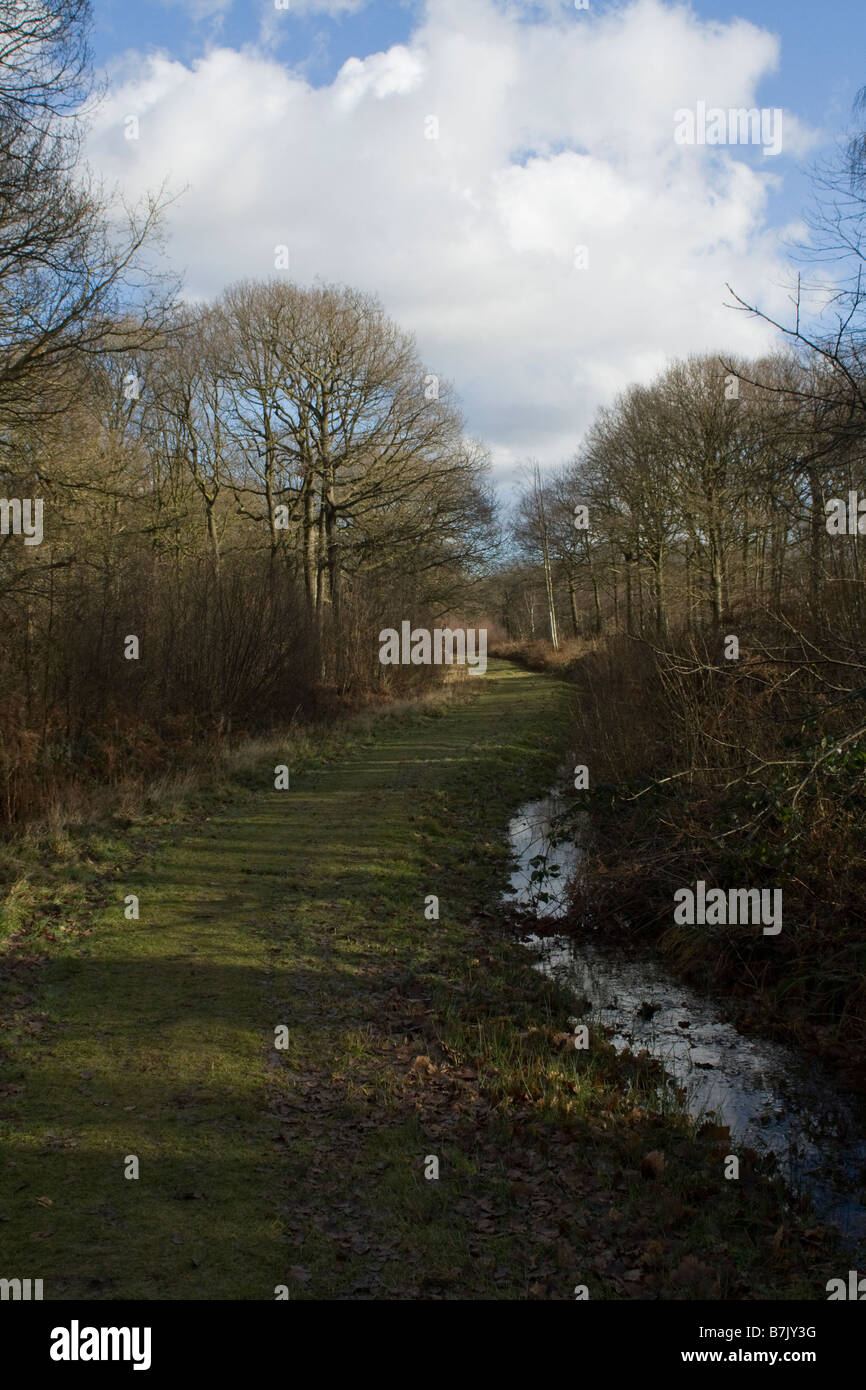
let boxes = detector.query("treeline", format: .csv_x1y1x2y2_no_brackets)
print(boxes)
504,349,864,644
0,2,495,825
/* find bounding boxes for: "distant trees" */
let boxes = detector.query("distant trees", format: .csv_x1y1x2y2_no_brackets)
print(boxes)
506,344,866,645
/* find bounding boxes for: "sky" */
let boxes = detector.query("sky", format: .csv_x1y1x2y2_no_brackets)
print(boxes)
84,0,866,486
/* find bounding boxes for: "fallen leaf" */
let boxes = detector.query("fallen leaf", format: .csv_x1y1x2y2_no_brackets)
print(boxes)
640,1150,665,1179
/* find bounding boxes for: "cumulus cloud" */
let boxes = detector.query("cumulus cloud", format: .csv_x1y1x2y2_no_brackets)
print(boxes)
87,0,816,477
334,46,425,110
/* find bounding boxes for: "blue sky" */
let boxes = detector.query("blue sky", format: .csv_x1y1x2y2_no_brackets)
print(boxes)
91,0,421,94
687,0,865,222
84,0,866,479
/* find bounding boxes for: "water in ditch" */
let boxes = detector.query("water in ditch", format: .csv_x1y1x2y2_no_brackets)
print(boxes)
504,786,866,1251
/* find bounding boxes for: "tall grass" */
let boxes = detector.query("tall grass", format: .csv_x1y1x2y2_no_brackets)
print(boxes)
554,611,866,1065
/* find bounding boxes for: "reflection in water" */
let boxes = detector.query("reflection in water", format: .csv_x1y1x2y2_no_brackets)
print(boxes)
505,792,580,917
504,786,866,1252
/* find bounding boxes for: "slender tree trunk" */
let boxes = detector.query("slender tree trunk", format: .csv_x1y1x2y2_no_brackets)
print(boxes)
302,473,316,609
709,533,725,624
610,541,619,630
772,520,786,609
741,527,749,607
684,542,693,635
205,498,220,574
808,467,824,620
590,555,602,635
637,560,644,633
315,505,327,613
568,575,580,637
533,464,559,648
653,547,667,634
624,552,633,634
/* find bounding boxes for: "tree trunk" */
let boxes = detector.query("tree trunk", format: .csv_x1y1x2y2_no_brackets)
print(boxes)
808,467,824,619
568,575,580,637
653,547,667,634
302,472,316,609
624,552,633,635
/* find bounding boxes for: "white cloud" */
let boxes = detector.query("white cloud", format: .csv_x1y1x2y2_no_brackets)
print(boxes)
276,0,371,13
87,0,818,474
334,47,425,111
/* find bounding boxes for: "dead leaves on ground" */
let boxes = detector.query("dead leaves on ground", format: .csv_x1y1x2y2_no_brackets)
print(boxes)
263,938,834,1300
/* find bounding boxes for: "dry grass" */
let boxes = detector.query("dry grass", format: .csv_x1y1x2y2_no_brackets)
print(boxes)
563,622,866,1071
489,636,590,673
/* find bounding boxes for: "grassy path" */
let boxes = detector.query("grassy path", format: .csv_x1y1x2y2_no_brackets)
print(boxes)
0,662,838,1299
